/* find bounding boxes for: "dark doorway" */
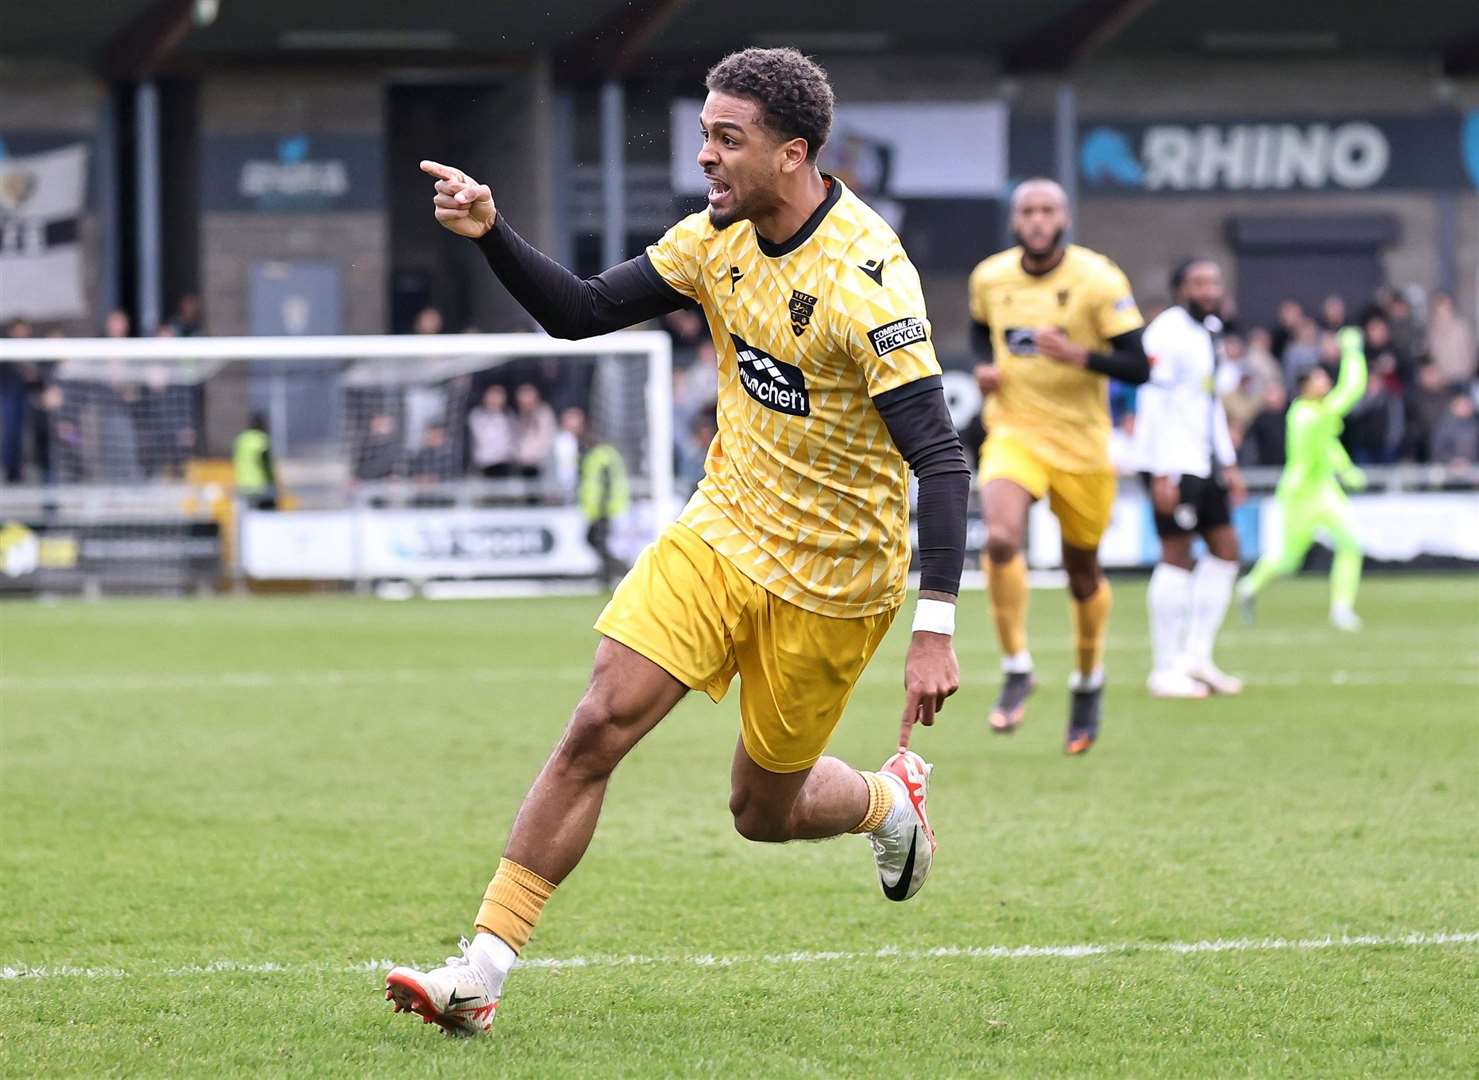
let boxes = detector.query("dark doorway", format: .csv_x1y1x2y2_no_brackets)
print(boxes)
1228,214,1398,328
386,82,507,334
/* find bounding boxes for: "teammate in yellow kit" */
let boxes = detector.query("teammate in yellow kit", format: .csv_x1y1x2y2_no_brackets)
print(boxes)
383,48,972,1037
968,179,1149,754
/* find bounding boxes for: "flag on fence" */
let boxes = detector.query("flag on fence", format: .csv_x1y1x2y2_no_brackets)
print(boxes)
0,143,89,322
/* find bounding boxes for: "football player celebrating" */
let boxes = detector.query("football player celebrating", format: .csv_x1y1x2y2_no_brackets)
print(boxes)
1238,327,1369,631
384,47,970,1037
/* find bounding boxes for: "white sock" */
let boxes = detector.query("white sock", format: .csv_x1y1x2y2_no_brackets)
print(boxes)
1001,650,1033,674
1184,556,1238,668
1148,562,1193,675
878,772,914,833
1068,666,1104,692
469,932,518,989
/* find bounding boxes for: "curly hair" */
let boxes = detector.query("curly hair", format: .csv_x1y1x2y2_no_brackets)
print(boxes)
705,47,834,162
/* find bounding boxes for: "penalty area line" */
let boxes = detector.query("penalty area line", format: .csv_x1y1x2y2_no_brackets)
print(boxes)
4,930,1476,980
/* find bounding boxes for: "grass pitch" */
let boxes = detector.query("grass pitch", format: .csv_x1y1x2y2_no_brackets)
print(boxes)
2,575,1476,1077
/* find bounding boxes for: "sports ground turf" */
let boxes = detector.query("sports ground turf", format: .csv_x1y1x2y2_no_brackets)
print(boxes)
2,574,1476,1077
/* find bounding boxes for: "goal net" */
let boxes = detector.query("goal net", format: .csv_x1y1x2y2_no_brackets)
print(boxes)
0,332,673,595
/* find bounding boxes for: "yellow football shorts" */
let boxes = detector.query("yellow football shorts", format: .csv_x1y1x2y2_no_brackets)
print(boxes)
979,433,1116,549
594,522,895,774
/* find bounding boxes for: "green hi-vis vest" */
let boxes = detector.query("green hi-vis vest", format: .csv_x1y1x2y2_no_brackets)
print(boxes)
233,429,270,490
579,444,630,522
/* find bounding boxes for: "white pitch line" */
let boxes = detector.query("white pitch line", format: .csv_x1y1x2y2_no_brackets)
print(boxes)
4,931,1475,981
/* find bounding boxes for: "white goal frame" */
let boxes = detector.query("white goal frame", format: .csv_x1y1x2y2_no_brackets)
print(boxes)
0,330,675,513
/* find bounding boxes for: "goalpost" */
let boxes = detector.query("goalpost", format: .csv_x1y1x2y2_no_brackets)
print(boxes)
0,332,673,595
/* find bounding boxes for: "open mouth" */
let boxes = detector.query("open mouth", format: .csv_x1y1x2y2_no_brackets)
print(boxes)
706,175,732,207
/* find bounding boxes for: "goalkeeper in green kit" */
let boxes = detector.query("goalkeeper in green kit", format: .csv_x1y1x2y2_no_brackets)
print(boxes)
1238,326,1368,631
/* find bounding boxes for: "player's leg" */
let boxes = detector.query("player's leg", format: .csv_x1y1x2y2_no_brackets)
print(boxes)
1237,495,1316,622
728,740,935,902
1146,474,1204,698
728,743,866,842
1318,487,1364,631
385,640,684,1035
1182,479,1243,694
979,436,1048,733
386,524,734,1036
1049,469,1116,754
1060,542,1111,753
727,595,935,900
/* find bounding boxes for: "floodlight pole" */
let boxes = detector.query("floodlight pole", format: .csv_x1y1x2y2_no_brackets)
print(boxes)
134,81,164,335
1054,82,1078,233
600,79,626,267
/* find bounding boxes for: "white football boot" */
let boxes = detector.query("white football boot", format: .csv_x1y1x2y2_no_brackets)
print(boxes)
385,938,499,1037
1147,668,1210,699
869,749,936,902
1184,660,1244,696
1330,605,1364,633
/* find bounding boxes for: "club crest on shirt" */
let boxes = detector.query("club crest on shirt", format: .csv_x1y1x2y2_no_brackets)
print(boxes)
1057,289,1070,307
789,290,817,336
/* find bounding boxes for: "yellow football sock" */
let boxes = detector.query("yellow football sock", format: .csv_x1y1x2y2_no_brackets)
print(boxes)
474,858,556,954
986,553,1030,658
1069,579,1112,677
849,771,894,834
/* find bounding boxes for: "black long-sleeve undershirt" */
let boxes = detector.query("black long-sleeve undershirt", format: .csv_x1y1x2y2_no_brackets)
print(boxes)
873,376,971,598
473,216,968,596
970,320,1150,385
474,214,688,339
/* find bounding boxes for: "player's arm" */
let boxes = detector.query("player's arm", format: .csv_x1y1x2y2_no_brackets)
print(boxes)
971,321,1001,396
874,377,970,744
851,253,969,743
1212,398,1246,504
1326,326,1369,418
1035,327,1150,384
478,218,688,338
421,160,688,339
1134,317,1177,508
967,265,1002,396
1324,430,1366,490
876,379,971,600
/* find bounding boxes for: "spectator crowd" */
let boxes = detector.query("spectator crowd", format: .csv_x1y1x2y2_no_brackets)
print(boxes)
4,284,1477,498
1108,285,1478,476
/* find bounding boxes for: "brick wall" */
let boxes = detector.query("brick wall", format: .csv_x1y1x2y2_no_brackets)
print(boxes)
197,71,387,336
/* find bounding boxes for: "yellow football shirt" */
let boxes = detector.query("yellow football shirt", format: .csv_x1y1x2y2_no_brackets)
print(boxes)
646,177,941,618
968,244,1143,472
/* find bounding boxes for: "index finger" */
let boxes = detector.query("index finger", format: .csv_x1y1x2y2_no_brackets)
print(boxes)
898,696,918,750
419,160,465,183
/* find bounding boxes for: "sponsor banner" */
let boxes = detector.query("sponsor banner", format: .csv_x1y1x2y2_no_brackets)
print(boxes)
1258,492,1479,564
0,520,220,593
202,134,385,214
1077,111,1478,195
946,490,1479,570
242,507,601,580
0,143,88,321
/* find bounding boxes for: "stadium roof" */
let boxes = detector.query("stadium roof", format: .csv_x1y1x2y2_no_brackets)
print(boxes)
2,0,1475,78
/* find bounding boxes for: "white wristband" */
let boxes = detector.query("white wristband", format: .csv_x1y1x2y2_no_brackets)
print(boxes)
912,598,956,636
